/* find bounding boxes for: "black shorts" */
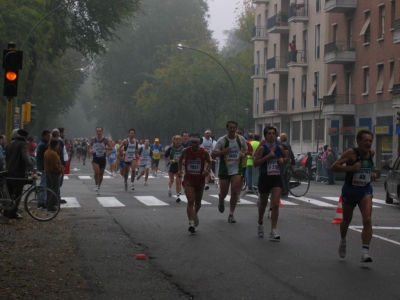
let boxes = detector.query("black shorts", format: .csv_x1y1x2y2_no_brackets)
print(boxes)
92,157,106,169
258,173,282,194
81,150,87,156
169,163,179,174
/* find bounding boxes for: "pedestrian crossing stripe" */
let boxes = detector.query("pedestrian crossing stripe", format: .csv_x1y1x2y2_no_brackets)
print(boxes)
245,194,298,206
322,197,382,208
78,176,91,179
288,196,336,207
64,176,69,180
210,195,254,204
97,197,125,207
61,197,81,208
135,196,169,206
178,195,212,205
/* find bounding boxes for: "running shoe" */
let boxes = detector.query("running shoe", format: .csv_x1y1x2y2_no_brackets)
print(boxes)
267,209,272,219
154,172,157,178
168,188,172,198
97,188,100,195
136,174,141,181
360,250,372,263
94,185,99,192
144,182,148,186
237,197,241,203
204,184,209,190
194,213,199,227
124,182,128,191
228,214,236,223
59,199,67,204
176,197,181,203
258,225,264,237
269,229,280,241
218,199,225,213
188,226,196,234
338,239,347,258
130,184,135,190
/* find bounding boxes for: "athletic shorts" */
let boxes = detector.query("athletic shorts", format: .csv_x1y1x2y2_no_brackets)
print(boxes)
341,184,373,207
168,163,179,174
108,158,116,164
184,175,205,191
258,173,282,194
119,160,124,168
124,160,136,166
218,173,241,181
92,157,106,169
152,158,160,167
139,163,151,171
76,148,81,155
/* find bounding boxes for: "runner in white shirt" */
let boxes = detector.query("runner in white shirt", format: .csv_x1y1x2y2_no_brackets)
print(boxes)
200,129,213,190
119,129,139,191
136,139,153,186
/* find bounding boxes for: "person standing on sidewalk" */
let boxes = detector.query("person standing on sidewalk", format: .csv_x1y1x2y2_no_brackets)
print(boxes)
279,133,295,197
331,129,377,263
178,133,211,234
44,139,64,211
254,126,287,240
36,130,51,208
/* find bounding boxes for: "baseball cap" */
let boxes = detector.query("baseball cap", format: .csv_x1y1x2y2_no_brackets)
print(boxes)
155,138,159,142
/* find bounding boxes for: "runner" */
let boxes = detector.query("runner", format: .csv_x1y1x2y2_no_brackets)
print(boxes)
181,132,190,148
107,140,117,177
236,128,253,201
254,126,287,240
164,135,184,202
211,121,248,223
119,129,139,191
178,133,211,234
136,139,153,186
89,127,113,194
81,138,88,165
76,139,82,162
200,129,213,190
331,129,377,262
150,138,164,177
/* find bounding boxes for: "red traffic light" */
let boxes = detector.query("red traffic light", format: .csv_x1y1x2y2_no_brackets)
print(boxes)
5,71,17,81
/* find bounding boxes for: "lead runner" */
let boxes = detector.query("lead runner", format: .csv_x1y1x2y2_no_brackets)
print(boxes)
178,133,211,234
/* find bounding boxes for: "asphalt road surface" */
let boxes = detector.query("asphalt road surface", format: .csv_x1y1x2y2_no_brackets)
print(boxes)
60,159,400,300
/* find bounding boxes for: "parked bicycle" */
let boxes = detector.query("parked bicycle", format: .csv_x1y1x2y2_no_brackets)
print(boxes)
0,170,61,221
284,165,310,197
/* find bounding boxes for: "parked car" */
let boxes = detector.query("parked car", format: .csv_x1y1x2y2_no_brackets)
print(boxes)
384,156,400,203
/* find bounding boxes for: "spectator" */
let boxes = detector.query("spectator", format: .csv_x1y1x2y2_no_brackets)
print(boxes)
305,152,313,179
280,133,295,197
321,145,329,183
246,133,260,192
326,147,337,185
289,40,298,62
44,139,64,211
36,130,51,208
27,136,37,158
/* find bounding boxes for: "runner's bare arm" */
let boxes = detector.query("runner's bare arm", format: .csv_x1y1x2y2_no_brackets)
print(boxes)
331,149,360,172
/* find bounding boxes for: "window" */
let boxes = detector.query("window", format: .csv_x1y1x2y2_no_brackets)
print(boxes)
314,72,319,107
263,85,267,101
303,120,312,140
360,11,370,44
292,121,300,140
303,29,308,61
333,24,338,43
256,88,259,115
389,61,394,91
301,75,307,108
379,5,385,39
315,24,320,59
316,0,321,13
363,67,369,94
377,64,384,92
264,47,268,73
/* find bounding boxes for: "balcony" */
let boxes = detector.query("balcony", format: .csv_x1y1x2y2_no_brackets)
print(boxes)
263,98,288,115
324,41,356,64
391,84,400,108
287,50,308,68
251,64,268,79
394,19,400,44
251,26,269,42
266,56,288,74
267,13,289,34
322,94,355,115
253,0,269,4
325,0,357,13
288,4,308,23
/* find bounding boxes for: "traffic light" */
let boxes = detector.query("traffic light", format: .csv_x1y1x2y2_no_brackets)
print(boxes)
397,111,400,127
2,43,23,97
21,103,26,126
30,103,36,122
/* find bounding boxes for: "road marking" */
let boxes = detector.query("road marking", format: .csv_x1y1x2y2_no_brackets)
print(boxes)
103,176,111,179
350,226,400,246
78,176,92,179
61,197,81,208
135,196,169,206
64,176,69,180
178,195,212,205
245,194,298,205
96,197,125,207
288,196,336,207
210,195,253,204
323,197,381,208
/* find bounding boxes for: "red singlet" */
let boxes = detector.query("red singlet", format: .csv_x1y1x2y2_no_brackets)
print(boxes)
184,148,206,190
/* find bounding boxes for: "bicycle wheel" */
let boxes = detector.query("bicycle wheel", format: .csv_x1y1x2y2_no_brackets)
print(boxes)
24,186,60,221
288,170,310,197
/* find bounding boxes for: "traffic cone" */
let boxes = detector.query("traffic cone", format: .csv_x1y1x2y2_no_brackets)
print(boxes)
332,195,343,225
279,200,283,206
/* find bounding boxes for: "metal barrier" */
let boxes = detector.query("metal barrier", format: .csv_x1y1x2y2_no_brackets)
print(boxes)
242,165,260,197
315,158,328,183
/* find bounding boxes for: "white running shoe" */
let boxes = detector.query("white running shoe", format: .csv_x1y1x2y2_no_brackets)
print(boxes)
130,184,135,190
269,229,280,241
267,209,272,219
144,182,148,186
360,250,372,263
124,182,128,191
258,225,264,237
168,188,172,198
204,184,209,190
338,239,346,258
94,185,98,192
194,213,199,227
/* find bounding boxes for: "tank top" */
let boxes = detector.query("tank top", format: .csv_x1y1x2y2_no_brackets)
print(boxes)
168,146,184,164
92,137,106,158
124,138,137,162
109,147,117,160
139,147,151,165
259,143,282,175
345,148,374,187
200,137,213,154
185,148,205,176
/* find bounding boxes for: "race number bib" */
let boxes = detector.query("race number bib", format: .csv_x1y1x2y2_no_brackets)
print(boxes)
96,147,105,157
174,154,181,161
227,150,240,163
352,168,371,186
267,159,280,175
187,160,201,175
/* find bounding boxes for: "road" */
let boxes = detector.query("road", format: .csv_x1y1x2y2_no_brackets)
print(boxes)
61,159,400,300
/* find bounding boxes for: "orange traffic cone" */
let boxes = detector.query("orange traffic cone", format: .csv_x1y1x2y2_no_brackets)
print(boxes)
332,195,343,225
279,200,283,206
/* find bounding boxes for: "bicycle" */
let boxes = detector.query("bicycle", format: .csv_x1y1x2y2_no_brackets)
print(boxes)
284,165,310,197
208,161,220,188
0,170,61,221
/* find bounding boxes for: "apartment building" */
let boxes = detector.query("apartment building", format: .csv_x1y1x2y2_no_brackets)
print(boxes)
324,0,400,168
251,0,330,154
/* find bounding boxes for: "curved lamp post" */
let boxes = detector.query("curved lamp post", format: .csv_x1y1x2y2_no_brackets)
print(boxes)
177,43,238,120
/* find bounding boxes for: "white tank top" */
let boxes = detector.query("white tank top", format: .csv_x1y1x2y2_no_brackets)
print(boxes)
124,138,137,162
200,137,213,154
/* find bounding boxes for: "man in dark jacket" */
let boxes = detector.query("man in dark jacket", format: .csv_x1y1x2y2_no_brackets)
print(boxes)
36,130,51,208
4,129,35,219
280,133,295,197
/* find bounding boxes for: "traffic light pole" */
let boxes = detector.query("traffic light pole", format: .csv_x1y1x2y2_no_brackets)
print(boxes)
5,97,13,142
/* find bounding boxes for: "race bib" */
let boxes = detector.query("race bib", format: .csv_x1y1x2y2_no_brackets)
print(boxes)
187,160,201,175
352,168,371,186
267,159,280,175
227,150,240,163
174,154,181,161
96,147,105,157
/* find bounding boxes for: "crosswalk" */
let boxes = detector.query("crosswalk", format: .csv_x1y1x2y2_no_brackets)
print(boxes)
59,193,395,209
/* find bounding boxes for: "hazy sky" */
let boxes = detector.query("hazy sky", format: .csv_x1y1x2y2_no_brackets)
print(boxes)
208,0,240,47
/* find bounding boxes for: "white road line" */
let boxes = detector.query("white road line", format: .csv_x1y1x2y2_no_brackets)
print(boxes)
210,195,254,204
351,226,400,230
178,195,212,205
78,176,92,179
288,196,336,207
61,197,81,208
323,197,381,208
245,194,298,205
96,197,125,207
103,176,111,179
64,176,69,180
350,226,400,246
135,196,169,206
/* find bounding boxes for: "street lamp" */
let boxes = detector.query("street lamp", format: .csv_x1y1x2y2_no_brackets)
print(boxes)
244,107,250,132
177,43,238,120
